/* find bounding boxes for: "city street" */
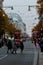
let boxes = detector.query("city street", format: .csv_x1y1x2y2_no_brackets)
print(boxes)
0,40,36,65
0,0,43,65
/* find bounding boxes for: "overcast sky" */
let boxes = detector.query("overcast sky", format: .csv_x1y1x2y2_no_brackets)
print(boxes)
3,0,39,36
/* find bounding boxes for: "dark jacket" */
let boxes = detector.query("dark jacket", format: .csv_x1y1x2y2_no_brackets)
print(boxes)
7,40,12,49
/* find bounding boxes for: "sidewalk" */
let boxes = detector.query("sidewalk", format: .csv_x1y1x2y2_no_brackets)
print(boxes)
33,47,43,65
33,47,40,65
33,48,38,65
39,52,43,65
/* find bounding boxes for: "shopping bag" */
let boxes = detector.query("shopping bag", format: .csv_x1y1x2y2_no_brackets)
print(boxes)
36,43,39,47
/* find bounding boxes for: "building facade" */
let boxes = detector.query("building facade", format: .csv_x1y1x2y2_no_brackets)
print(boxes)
7,13,26,34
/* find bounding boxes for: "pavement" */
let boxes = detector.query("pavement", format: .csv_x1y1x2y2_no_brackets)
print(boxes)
39,52,43,65
33,47,43,65
0,40,39,65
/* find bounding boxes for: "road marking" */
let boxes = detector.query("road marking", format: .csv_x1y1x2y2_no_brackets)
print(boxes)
33,48,40,65
0,55,8,60
33,51,37,65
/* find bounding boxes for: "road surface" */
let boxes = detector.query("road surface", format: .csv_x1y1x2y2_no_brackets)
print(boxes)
0,40,37,65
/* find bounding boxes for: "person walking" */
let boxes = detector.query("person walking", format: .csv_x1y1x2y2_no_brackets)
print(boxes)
7,39,12,53
20,39,24,53
40,38,43,52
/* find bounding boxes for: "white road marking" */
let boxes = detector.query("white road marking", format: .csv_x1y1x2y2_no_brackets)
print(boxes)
33,47,40,65
0,55,8,60
33,51,38,65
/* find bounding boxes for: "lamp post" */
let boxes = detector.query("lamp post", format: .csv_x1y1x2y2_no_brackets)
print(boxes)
28,4,40,11
0,0,13,10
3,6,13,10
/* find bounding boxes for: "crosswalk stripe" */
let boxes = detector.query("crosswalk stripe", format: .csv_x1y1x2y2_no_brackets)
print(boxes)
0,54,8,60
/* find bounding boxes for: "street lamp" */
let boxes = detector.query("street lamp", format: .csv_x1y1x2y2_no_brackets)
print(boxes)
28,5,40,11
0,0,13,10
3,6,13,10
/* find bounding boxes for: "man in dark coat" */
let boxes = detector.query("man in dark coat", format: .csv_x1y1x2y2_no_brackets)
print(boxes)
40,38,43,52
20,39,24,53
7,39,12,53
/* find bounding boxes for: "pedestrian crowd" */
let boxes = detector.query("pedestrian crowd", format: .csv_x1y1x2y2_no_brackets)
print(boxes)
32,29,43,52
0,36,24,54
